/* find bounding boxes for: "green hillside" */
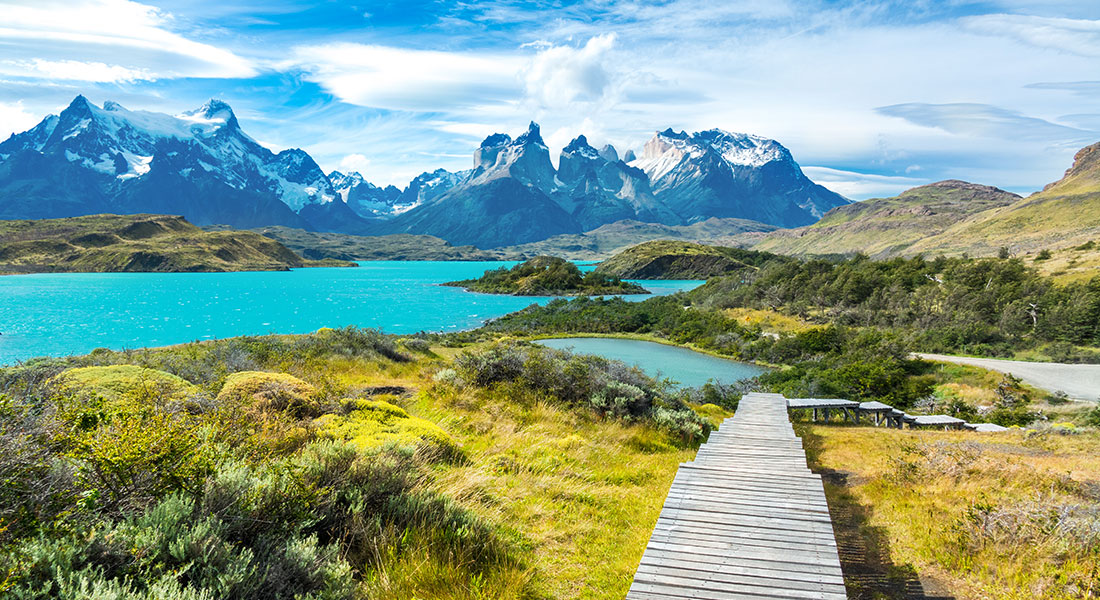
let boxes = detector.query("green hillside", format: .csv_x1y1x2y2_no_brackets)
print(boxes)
0,214,351,273
594,240,787,279
751,180,1021,257
908,142,1100,259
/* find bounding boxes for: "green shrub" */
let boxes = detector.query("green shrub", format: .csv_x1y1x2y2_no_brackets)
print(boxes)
216,371,320,418
52,365,198,405
314,399,461,462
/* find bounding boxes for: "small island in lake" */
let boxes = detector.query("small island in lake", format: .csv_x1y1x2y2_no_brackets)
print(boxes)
444,255,649,296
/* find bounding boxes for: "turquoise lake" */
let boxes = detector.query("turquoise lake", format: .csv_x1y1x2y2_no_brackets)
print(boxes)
0,261,700,365
537,337,767,388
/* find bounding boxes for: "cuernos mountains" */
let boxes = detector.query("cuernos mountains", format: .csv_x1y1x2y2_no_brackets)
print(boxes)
0,96,851,248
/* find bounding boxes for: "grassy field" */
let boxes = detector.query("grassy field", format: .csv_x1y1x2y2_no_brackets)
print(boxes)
801,423,1100,600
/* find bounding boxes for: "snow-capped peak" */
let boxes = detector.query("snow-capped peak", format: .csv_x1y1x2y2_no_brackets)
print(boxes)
695,129,792,168
632,127,794,182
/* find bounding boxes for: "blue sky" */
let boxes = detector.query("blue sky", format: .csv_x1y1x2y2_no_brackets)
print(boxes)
0,0,1098,198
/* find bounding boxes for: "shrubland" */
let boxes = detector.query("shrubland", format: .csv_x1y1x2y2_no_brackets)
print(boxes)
0,327,721,599
475,253,1100,420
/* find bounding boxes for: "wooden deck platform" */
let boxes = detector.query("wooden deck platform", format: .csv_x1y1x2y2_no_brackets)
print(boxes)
626,392,847,600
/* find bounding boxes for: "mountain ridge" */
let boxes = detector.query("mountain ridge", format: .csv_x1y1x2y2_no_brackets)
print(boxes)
0,96,847,248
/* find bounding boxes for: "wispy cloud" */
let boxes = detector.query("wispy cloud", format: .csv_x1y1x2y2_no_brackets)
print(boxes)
801,166,927,199
960,14,1100,56
0,0,256,82
876,103,1097,142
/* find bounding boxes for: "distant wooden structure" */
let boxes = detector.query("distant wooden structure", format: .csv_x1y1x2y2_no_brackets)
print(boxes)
858,401,893,426
626,392,847,600
786,397,860,423
785,396,1003,432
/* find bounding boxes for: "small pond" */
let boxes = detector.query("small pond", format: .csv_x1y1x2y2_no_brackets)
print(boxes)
536,337,767,389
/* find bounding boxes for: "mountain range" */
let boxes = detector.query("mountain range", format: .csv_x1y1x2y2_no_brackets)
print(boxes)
0,96,849,248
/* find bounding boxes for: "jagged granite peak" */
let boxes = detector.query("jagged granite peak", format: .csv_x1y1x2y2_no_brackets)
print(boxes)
623,149,637,162
327,170,409,219
470,121,555,190
630,127,848,227
597,144,618,162
557,134,680,229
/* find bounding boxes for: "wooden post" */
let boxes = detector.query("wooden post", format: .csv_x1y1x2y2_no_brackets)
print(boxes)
812,408,818,422
823,408,830,423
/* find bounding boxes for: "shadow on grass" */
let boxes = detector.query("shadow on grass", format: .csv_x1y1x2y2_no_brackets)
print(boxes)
797,424,956,600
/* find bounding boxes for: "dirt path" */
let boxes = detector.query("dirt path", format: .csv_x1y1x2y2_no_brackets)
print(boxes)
915,353,1100,401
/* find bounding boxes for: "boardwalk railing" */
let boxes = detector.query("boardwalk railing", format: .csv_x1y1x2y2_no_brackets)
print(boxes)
626,392,847,600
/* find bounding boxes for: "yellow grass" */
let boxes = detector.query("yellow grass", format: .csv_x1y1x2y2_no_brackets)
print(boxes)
803,425,1100,599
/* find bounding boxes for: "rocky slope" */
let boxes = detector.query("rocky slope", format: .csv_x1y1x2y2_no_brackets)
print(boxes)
905,142,1100,257
0,214,349,273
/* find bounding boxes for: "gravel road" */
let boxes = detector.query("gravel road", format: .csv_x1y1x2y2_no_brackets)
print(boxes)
915,353,1100,401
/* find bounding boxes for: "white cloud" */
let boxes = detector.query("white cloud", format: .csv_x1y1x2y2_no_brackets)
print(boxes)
523,33,618,109
802,166,927,200
0,0,256,82
285,43,523,112
3,59,154,83
337,153,372,174
0,100,41,140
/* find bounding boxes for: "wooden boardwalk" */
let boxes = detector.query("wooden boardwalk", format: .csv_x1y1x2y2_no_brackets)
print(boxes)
626,392,847,600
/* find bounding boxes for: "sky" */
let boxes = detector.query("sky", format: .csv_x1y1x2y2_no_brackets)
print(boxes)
0,0,1098,198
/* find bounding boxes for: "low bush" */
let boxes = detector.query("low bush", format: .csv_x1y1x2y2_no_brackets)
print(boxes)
315,398,462,462
51,365,198,404
452,343,710,443
216,371,321,419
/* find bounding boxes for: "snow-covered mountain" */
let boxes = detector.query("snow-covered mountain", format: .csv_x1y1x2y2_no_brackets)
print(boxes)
0,96,362,230
629,128,848,226
0,97,849,245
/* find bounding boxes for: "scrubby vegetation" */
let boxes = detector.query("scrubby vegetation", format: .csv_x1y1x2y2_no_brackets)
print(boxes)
0,214,354,273
0,326,717,598
445,255,648,296
475,253,1100,417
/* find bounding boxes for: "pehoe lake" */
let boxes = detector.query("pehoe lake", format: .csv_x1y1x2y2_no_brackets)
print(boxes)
0,261,707,366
